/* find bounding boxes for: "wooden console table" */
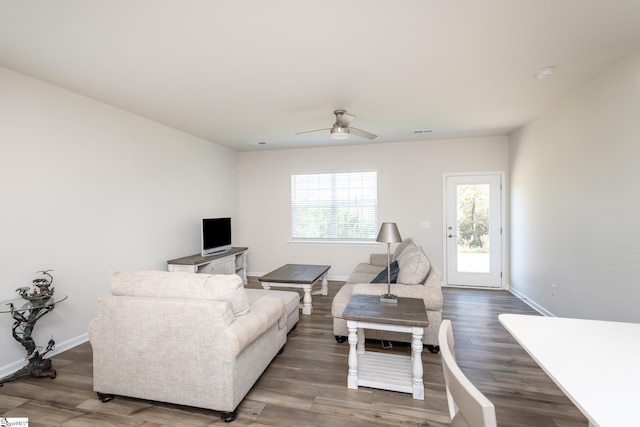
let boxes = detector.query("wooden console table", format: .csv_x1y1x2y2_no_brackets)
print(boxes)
342,295,429,400
167,247,248,284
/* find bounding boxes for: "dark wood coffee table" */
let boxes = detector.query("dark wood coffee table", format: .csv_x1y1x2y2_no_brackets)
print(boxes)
341,294,429,400
258,264,330,315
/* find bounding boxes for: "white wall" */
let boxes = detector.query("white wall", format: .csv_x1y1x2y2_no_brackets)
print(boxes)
238,137,508,279
0,66,238,372
509,49,640,321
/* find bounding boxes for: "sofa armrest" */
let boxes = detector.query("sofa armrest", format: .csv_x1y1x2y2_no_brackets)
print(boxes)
224,294,285,356
369,253,390,267
424,263,442,288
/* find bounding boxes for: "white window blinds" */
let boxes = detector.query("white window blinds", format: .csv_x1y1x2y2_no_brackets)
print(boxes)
291,171,377,241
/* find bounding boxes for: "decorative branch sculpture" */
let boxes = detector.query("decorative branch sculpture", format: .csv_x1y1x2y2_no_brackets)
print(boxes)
0,270,58,386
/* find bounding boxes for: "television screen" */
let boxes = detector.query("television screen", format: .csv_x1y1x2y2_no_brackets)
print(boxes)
201,217,232,256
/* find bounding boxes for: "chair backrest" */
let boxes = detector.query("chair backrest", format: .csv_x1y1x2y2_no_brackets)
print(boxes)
439,320,497,427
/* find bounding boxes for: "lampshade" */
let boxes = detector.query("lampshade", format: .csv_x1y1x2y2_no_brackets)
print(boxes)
331,126,349,140
376,222,402,244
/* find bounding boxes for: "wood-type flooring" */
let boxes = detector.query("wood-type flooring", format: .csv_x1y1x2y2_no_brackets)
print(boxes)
0,279,588,426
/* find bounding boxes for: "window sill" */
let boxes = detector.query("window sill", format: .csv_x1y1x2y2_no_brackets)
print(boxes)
288,239,378,246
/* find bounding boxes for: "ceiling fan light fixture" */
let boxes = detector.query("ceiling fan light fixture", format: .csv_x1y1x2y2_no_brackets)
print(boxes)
331,126,350,140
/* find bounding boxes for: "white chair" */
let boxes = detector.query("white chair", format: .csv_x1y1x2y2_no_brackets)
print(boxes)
439,320,497,427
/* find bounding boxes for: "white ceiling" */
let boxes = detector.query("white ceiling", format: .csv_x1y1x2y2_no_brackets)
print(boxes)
2,1,640,151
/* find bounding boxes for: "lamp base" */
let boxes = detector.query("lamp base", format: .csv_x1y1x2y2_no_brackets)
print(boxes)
380,294,398,304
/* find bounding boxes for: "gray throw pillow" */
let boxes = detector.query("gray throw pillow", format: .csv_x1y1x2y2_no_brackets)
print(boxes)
370,261,399,283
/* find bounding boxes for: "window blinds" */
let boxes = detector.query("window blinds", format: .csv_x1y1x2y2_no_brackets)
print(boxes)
291,171,377,240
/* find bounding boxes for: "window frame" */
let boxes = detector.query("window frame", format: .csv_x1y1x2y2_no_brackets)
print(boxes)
290,170,378,243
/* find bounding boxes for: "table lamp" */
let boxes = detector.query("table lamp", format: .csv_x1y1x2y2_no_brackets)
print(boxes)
376,222,402,303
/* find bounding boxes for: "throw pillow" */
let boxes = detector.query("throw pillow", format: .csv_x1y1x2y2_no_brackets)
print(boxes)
397,248,431,285
392,238,415,260
370,261,399,283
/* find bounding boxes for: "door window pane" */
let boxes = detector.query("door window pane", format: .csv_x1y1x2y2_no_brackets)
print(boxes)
456,184,490,273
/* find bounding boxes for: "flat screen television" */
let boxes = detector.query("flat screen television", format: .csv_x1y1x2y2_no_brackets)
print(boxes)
201,217,232,256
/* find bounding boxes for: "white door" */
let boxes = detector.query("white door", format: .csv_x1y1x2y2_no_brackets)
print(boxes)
445,173,503,287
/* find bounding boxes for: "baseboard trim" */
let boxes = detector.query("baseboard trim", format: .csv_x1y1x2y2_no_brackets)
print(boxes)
0,333,88,379
508,288,556,317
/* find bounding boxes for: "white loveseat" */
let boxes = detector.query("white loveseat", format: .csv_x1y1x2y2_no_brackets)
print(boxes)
88,271,295,422
331,238,443,351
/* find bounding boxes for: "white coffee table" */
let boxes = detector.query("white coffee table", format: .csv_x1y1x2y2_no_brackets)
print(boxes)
342,295,429,400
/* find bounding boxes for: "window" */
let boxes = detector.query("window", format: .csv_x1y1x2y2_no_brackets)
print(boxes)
291,171,377,241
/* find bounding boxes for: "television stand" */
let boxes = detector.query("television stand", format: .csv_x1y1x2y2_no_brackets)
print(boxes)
167,247,248,284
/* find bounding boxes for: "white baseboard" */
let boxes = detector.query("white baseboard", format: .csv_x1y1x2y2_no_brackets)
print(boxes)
0,333,88,379
508,288,556,317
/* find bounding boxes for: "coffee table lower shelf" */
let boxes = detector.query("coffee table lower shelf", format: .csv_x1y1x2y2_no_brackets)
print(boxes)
354,352,416,394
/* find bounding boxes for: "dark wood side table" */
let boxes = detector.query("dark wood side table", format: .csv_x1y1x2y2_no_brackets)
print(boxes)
0,294,67,386
341,294,429,399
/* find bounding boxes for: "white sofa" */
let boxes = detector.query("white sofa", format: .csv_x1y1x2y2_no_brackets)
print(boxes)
88,271,298,422
331,238,443,351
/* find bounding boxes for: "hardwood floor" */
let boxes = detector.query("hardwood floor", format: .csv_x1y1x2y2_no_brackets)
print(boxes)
0,279,588,426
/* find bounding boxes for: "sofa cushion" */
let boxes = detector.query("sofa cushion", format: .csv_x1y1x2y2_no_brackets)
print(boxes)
396,248,430,285
370,260,399,283
353,262,386,275
109,271,250,316
245,288,299,332
352,282,443,311
346,262,385,284
393,238,416,260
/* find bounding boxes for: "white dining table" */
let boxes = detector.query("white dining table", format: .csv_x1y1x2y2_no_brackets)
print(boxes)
499,313,640,427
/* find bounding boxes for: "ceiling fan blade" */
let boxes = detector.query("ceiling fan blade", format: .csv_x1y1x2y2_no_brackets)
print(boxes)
334,110,354,127
349,127,377,140
295,128,331,135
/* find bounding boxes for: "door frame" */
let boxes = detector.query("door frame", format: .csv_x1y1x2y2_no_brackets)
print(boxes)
442,171,507,289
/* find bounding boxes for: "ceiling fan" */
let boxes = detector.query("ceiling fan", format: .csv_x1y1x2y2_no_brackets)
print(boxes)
295,109,377,140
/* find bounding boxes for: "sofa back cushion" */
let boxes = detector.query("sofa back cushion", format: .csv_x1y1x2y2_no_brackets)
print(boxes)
109,271,250,316
392,238,415,261
397,247,431,285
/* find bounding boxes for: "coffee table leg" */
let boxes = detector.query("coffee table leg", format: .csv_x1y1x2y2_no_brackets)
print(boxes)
321,274,328,296
347,321,358,389
311,274,329,297
301,284,313,315
411,327,425,400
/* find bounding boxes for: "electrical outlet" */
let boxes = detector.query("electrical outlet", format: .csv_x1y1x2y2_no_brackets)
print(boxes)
420,221,430,229
551,284,557,296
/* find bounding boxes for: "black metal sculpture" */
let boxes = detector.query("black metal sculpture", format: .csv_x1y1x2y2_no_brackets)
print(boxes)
0,270,58,387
